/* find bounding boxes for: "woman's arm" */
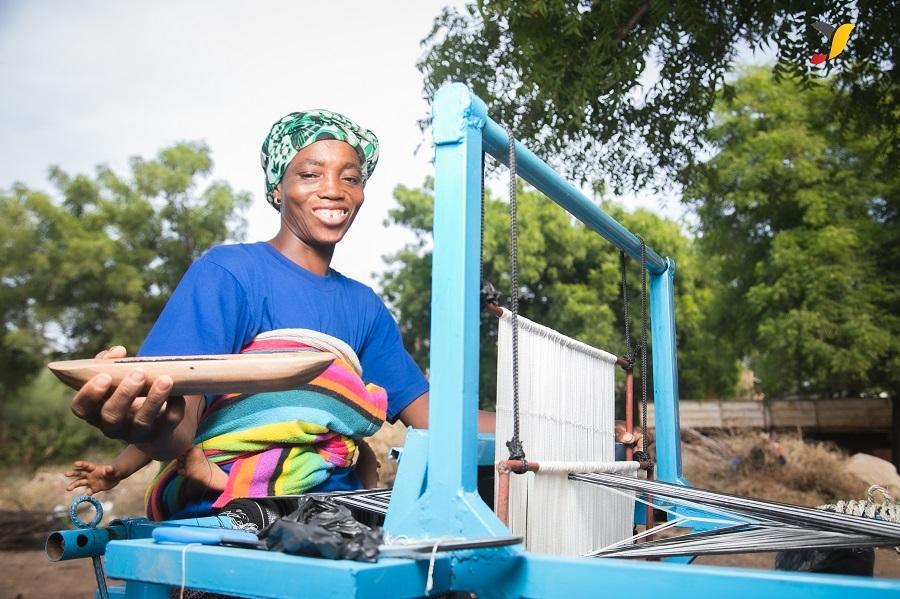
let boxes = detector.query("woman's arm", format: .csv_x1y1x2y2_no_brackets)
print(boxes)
397,392,496,433
135,393,204,461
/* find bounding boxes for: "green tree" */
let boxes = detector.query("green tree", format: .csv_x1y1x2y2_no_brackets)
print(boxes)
379,178,738,408
419,1,898,192
0,142,251,399
681,69,899,397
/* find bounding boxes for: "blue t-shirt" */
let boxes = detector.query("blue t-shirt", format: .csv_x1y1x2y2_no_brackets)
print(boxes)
138,242,428,498
139,241,428,420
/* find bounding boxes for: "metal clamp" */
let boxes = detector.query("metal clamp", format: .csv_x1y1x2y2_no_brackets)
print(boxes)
69,495,109,599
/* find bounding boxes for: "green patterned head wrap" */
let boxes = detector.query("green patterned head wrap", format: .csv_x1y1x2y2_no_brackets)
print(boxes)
260,109,379,210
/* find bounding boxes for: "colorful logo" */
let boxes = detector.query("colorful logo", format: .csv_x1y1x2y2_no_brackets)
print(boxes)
810,20,855,65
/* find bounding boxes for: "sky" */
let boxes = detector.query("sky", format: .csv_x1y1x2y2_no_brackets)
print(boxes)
0,0,684,287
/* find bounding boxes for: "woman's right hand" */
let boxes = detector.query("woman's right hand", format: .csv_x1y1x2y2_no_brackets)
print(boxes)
69,345,184,445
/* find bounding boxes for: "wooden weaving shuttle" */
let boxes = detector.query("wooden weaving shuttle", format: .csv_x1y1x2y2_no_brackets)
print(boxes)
47,352,335,396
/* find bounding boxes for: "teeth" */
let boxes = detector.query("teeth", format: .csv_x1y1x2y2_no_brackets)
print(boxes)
314,208,349,223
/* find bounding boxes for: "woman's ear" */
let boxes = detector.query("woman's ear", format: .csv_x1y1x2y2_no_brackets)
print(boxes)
273,184,282,207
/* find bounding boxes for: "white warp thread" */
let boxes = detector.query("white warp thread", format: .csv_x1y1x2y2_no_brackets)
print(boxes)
495,309,636,555
537,461,640,474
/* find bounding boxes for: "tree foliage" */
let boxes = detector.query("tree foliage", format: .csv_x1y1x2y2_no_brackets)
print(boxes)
379,178,738,407
419,1,898,192
0,142,251,398
682,69,899,397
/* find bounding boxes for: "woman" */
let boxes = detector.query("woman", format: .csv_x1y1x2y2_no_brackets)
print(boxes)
69,110,437,517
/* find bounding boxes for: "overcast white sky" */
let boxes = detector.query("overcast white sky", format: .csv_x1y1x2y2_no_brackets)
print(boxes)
0,0,683,287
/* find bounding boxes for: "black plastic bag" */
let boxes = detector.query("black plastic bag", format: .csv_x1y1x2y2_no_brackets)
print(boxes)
258,496,383,562
775,548,875,577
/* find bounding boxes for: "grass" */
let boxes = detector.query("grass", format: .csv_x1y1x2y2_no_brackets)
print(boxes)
0,371,122,471
682,429,869,506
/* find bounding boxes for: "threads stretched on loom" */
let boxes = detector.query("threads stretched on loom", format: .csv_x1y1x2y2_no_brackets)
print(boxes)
495,308,636,555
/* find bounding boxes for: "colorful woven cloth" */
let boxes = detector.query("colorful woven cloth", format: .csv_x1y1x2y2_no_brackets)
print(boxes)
145,329,387,521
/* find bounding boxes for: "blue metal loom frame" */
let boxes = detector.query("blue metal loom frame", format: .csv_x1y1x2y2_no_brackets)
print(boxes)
84,83,900,597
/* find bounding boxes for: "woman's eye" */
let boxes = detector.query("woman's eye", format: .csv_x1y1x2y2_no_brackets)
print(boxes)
300,172,318,179
343,176,361,185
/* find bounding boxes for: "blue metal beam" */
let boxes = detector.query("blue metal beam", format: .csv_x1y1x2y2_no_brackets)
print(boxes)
457,86,666,275
105,539,452,599
510,553,900,598
649,259,687,485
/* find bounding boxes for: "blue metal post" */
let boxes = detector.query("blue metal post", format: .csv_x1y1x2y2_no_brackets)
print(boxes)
426,83,483,497
649,259,687,485
387,83,506,539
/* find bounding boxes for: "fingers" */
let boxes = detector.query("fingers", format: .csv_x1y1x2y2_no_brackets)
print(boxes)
128,376,174,442
97,370,148,438
73,344,183,445
71,374,114,425
74,346,133,434
68,460,95,472
154,392,186,441
95,345,127,360
66,479,86,492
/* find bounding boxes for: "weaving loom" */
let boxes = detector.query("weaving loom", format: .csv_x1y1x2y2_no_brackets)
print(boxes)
495,308,637,555
45,83,900,598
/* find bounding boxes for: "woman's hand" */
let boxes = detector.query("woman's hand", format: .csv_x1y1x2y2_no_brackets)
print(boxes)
69,345,184,445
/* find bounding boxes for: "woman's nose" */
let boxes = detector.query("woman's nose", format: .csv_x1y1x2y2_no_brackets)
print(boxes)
318,173,344,198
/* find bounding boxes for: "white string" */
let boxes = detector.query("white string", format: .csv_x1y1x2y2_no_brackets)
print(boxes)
535,460,640,474
588,517,688,555
497,308,618,364
496,310,635,555
424,538,443,595
179,543,201,599
578,475,756,527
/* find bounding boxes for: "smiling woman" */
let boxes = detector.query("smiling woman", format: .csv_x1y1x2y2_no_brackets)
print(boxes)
270,140,367,275
65,108,440,520
262,109,379,275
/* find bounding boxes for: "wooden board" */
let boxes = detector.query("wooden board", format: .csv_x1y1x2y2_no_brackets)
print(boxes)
648,398,892,431
47,352,335,396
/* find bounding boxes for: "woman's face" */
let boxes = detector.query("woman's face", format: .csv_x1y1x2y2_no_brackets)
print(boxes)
274,139,365,249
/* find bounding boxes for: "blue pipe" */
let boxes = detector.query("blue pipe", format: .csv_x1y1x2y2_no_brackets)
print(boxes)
45,515,234,561
458,87,667,275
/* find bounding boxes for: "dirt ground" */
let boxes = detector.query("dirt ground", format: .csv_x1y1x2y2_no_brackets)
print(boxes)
2,426,899,598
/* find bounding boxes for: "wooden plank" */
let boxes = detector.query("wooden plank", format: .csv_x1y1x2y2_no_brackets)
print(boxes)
647,398,892,430
817,399,874,429
770,400,817,427
720,401,766,428
677,401,722,428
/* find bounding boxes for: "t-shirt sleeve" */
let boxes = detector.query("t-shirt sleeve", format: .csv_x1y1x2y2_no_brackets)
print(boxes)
359,297,429,422
138,257,253,357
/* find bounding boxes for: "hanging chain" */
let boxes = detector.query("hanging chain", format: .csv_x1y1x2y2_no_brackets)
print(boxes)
619,250,633,368
479,152,486,287
639,238,649,455
504,125,525,464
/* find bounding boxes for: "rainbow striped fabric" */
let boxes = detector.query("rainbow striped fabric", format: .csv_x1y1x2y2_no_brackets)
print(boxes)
145,330,387,521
